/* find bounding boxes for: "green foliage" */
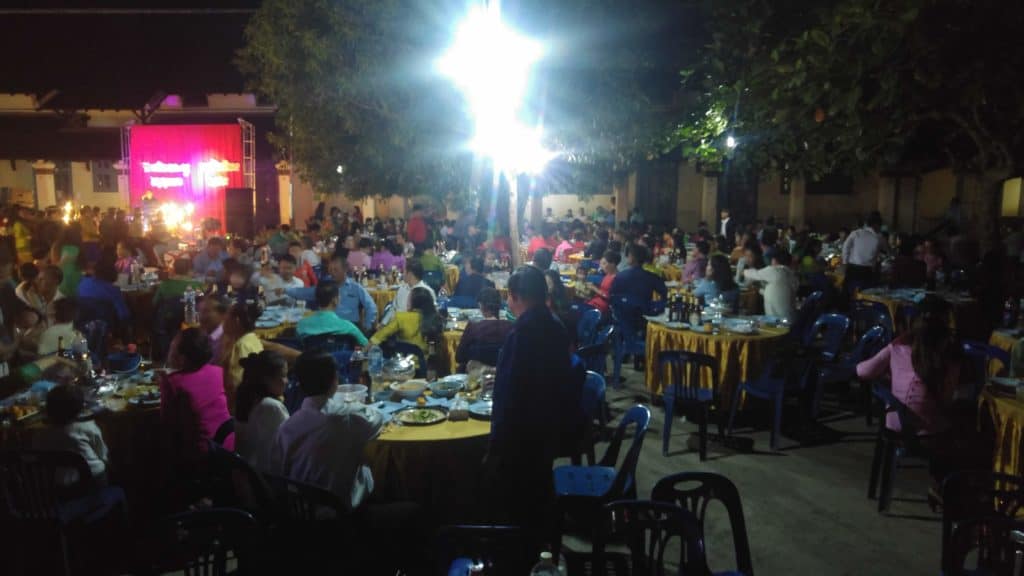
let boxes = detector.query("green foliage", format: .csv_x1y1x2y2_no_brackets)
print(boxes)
670,0,1024,178
238,0,687,202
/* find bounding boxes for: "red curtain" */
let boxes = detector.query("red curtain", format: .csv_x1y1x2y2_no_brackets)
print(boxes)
129,124,243,230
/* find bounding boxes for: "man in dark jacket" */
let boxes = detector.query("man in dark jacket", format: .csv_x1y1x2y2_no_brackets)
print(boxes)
488,265,575,559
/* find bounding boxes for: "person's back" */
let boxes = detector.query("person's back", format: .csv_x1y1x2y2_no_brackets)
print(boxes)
162,362,234,454
610,264,666,305
33,384,109,484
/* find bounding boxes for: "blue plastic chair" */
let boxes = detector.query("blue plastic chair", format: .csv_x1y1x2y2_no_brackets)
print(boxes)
300,333,360,352
657,351,719,461
867,383,931,513
580,371,608,465
941,471,1024,574
802,313,851,362
651,472,754,576
577,325,614,377
790,290,824,344
284,287,317,309
851,300,894,342
962,340,1011,394
814,325,889,421
576,308,602,347
610,295,652,387
553,405,651,559
726,354,807,451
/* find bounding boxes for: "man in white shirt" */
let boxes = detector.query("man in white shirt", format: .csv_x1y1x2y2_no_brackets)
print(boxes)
842,212,883,294
744,249,799,322
382,260,436,325
37,298,83,356
270,351,384,510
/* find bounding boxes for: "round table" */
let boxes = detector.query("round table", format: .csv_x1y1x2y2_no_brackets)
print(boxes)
644,321,790,410
990,329,1018,376
366,418,490,522
979,389,1024,478
855,289,984,339
367,287,399,322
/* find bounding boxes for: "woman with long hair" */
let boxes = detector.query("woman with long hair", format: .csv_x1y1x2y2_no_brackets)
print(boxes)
857,296,964,488
234,350,289,472
544,269,570,319
694,254,739,309
370,286,442,355
220,301,264,411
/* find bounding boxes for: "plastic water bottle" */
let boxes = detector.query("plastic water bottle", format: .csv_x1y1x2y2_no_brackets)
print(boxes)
183,286,197,325
529,552,559,575
368,344,384,393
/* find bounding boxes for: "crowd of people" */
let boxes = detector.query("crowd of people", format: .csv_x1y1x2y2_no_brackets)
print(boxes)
1,195,1016,572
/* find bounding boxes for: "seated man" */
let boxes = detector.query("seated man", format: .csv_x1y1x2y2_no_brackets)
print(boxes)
38,298,84,356
383,260,435,325
154,258,204,305
270,351,384,510
296,282,369,346
327,252,377,332
455,288,513,371
76,254,130,325
452,256,494,303
682,240,710,284
609,244,667,306
192,237,228,280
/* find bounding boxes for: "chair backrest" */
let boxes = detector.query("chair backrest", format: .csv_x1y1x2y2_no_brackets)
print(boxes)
160,508,258,576
597,500,706,576
300,332,359,353
600,405,652,500
576,308,603,347
651,472,754,576
804,313,851,361
847,326,889,369
852,301,894,341
657,350,719,403
264,474,349,522
963,340,1011,386
872,383,922,437
390,341,427,378
152,297,186,362
0,450,94,522
582,370,607,422
791,290,824,343
941,470,1024,574
205,441,273,513
947,515,1024,576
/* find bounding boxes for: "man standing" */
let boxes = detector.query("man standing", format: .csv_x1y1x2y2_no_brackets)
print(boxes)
842,212,883,294
610,244,667,306
719,208,736,248
488,265,574,558
406,205,427,246
327,252,377,333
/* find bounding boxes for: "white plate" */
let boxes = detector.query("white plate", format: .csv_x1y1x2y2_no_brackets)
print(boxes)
255,320,281,328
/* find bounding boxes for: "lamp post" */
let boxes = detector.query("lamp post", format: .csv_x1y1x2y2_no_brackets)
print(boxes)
439,1,552,268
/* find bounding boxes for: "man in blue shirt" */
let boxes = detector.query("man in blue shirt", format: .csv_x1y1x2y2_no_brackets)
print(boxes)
327,252,377,332
296,282,369,345
193,237,228,280
609,244,667,306
452,256,494,304
77,255,130,323
487,265,575,557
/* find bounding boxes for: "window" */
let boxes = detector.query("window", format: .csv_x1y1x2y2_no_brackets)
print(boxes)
92,161,119,193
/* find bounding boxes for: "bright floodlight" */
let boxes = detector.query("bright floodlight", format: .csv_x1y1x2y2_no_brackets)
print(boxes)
726,136,737,149
439,1,552,174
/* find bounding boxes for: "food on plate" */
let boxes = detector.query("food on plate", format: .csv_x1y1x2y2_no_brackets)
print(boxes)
118,384,159,400
396,408,446,425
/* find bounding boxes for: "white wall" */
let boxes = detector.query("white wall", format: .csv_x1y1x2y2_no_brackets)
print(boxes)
540,194,614,220
70,162,124,210
0,159,34,191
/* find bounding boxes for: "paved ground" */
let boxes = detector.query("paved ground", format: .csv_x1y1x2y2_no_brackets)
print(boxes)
559,365,941,576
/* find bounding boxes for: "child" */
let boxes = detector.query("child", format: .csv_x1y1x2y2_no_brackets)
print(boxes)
115,240,136,274
289,241,318,287
33,384,110,484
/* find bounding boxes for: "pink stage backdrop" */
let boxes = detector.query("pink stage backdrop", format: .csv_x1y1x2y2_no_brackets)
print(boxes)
129,124,243,229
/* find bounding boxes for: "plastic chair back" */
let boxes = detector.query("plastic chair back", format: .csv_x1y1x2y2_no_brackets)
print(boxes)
601,405,651,499
941,471,1024,574
159,508,258,576
963,340,1011,389
844,326,889,371
264,474,349,522
597,500,706,576
581,371,607,424
652,472,754,576
791,290,824,344
948,515,1024,576
872,383,923,437
610,296,648,355
804,313,851,361
852,301,894,341
152,297,185,363
300,332,359,353
657,350,718,403
0,450,94,523
76,297,117,362
205,441,274,513
576,308,603,347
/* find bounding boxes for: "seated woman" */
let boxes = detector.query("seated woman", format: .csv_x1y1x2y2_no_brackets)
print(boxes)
856,296,964,487
234,351,290,472
735,239,765,287
220,301,265,412
694,254,739,311
371,238,406,273
584,250,620,315
455,288,514,371
161,327,235,467
370,286,442,356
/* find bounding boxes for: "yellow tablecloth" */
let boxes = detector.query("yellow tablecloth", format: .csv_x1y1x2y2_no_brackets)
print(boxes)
569,253,584,263
376,418,490,443
644,322,789,410
443,330,462,374
255,321,297,340
980,389,1024,478
663,265,683,282
368,288,398,322
990,330,1018,376
445,265,460,293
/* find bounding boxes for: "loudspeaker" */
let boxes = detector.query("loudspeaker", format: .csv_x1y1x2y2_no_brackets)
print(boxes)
225,187,255,238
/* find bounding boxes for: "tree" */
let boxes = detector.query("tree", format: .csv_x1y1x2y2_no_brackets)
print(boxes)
238,0,691,204
669,0,1024,180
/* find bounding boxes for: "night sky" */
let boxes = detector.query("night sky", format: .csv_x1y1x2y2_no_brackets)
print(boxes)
0,1,259,109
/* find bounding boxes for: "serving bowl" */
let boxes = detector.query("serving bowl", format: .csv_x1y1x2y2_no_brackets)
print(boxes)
390,379,428,400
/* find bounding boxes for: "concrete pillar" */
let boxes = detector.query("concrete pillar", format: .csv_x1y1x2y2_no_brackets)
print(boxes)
626,171,638,223
788,177,807,229
612,176,627,225
877,177,897,230
275,161,292,226
700,174,718,226
32,160,56,209
113,161,130,209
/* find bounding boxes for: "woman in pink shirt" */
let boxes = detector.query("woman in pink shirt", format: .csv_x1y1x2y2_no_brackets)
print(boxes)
161,327,235,468
856,296,964,488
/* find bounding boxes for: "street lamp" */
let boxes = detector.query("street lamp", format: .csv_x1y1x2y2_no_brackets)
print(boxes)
439,1,552,267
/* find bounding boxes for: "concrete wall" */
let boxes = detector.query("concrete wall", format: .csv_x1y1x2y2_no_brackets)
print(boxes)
0,159,34,191
540,194,615,220
69,162,124,210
